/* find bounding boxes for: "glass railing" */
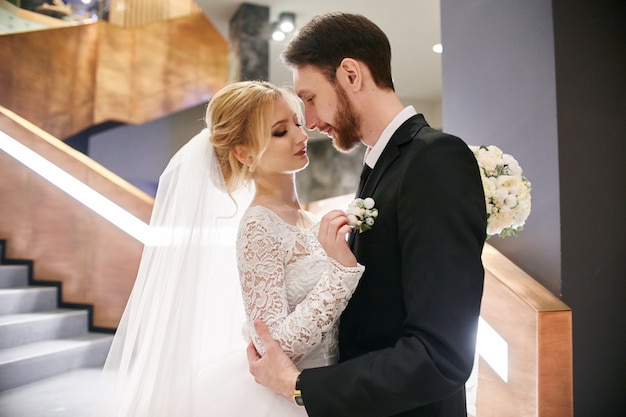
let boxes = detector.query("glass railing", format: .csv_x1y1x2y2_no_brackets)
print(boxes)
0,0,102,35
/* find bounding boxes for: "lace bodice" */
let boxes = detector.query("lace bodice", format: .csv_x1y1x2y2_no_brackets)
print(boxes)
237,205,364,369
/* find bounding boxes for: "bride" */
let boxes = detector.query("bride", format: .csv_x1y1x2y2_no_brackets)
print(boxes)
87,81,364,417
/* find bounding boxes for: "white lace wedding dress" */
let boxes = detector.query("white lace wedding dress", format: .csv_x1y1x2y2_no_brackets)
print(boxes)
193,205,364,416
87,129,364,417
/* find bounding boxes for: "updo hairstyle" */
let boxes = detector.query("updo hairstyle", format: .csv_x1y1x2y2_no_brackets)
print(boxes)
206,81,300,195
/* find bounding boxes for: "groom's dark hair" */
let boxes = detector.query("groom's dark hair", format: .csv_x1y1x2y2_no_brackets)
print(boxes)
281,12,395,91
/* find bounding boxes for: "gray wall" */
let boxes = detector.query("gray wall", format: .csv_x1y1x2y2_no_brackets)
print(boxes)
89,104,208,196
441,0,626,415
441,0,561,294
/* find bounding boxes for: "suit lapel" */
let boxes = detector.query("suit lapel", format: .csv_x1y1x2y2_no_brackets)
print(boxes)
349,115,429,248
359,114,429,198
359,147,398,198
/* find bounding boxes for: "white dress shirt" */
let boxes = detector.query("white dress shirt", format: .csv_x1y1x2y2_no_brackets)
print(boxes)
363,106,417,168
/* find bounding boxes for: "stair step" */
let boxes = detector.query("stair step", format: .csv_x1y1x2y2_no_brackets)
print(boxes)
0,287,57,314
0,241,112,394
0,309,89,350
0,333,113,392
0,265,29,288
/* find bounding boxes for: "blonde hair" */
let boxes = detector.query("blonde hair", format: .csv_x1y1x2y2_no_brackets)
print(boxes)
206,81,301,195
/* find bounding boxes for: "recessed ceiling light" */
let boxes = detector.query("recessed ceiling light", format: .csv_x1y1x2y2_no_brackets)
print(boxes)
432,43,443,54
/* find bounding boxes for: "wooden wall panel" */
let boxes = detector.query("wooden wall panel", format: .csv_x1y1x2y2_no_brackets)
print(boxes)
94,13,228,126
94,22,134,123
193,14,230,100
1,13,227,139
0,32,13,107
0,25,98,139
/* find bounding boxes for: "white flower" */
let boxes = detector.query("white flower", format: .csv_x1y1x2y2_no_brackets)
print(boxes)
346,197,377,233
469,145,502,173
346,206,361,217
469,145,532,238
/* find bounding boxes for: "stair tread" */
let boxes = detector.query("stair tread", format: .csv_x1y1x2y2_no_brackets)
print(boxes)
0,309,86,326
0,265,28,270
0,334,113,364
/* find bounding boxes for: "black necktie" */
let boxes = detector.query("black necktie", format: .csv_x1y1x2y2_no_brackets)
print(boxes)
357,164,372,196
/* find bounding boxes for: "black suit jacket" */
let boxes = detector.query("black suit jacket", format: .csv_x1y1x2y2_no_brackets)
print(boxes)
300,114,487,417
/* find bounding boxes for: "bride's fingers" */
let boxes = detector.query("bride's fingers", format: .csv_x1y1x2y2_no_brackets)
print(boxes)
337,223,352,238
321,211,349,231
321,210,345,223
327,213,351,241
319,210,341,233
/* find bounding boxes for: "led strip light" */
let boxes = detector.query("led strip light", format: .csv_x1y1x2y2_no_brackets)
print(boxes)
0,130,150,244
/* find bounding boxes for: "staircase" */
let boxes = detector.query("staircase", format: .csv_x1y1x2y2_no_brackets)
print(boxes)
0,240,113,393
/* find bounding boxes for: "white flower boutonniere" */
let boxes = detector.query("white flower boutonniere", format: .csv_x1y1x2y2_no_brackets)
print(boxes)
469,145,532,238
346,197,378,233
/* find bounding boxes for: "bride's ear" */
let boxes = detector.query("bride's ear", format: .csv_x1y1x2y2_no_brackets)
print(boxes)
234,145,254,167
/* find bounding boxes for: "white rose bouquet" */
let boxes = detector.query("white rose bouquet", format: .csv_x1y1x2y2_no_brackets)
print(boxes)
469,145,532,238
346,197,378,233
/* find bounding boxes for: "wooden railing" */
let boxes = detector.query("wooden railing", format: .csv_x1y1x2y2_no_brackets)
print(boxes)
476,244,572,416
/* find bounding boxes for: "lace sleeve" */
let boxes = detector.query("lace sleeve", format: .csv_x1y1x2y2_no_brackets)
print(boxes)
237,211,364,362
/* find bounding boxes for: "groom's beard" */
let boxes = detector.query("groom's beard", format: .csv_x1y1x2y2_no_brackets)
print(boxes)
330,84,362,152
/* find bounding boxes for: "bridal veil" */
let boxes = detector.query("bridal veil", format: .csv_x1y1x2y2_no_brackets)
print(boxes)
88,128,254,417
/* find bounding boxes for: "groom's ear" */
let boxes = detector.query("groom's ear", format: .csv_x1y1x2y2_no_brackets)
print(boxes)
337,58,363,92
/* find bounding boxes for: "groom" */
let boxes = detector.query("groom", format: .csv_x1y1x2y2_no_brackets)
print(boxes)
247,12,487,417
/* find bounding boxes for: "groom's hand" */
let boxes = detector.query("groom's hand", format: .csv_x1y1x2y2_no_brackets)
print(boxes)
246,319,300,399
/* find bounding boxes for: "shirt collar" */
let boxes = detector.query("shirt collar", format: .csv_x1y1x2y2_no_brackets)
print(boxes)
364,106,417,168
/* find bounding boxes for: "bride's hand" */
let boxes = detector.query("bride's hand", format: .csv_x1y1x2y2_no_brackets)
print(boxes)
318,210,357,267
